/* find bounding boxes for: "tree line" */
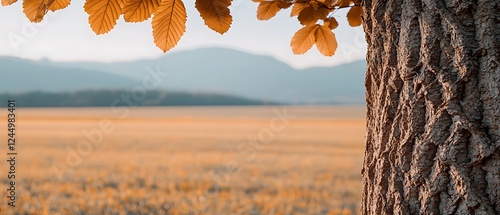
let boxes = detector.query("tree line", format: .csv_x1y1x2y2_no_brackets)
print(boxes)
0,90,277,107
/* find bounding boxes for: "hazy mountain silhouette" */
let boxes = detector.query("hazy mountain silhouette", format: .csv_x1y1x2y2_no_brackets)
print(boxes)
0,57,139,92
0,48,366,104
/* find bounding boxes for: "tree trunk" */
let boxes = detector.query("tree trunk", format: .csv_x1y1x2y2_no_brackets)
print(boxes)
361,0,500,214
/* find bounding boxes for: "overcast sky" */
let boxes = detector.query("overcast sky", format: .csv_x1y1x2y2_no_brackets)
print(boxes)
0,1,367,68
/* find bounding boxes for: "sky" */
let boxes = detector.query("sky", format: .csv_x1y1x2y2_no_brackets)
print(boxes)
0,0,367,69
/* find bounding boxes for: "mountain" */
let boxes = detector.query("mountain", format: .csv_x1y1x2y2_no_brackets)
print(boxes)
0,48,366,104
0,57,140,92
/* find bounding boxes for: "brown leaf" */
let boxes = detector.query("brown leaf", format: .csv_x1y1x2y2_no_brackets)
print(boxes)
322,0,336,7
291,24,319,54
195,0,232,34
290,2,309,17
84,0,122,34
298,6,329,26
324,17,338,29
277,1,291,9
335,0,351,7
23,0,53,23
123,0,160,22
347,5,362,27
315,25,337,56
49,0,70,12
152,0,187,52
257,1,281,20
2,0,18,6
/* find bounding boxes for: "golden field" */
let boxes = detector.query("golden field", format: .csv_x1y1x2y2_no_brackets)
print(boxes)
0,106,366,215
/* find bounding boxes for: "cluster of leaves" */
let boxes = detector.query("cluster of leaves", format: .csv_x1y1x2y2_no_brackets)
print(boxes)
2,0,362,56
255,0,362,56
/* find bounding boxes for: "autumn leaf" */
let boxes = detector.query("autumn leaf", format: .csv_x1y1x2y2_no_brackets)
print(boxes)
321,0,336,7
123,0,160,23
2,0,17,6
291,24,319,54
84,0,122,35
290,2,309,17
324,17,338,29
257,1,281,20
23,0,54,23
152,0,187,52
315,25,337,56
335,0,351,7
298,6,329,26
347,5,362,27
277,1,292,9
297,6,316,25
195,0,232,34
49,0,70,12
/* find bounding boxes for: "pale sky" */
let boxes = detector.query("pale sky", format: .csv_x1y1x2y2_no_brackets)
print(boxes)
0,0,367,69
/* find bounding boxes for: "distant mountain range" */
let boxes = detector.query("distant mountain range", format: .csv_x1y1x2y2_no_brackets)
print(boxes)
0,48,366,105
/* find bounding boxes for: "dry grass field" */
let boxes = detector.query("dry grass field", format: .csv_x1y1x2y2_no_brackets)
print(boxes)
0,106,365,215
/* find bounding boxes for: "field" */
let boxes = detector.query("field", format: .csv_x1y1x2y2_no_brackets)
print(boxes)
0,106,366,215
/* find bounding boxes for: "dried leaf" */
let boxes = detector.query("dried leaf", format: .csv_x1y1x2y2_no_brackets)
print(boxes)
49,0,70,12
322,0,336,7
84,0,123,34
324,17,338,29
23,0,53,23
123,0,160,23
290,3,309,17
196,0,232,34
291,24,319,54
257,1,281,20
347,5,362,27
152,0,187,52
335,0,351,7
277,1,291,9
315,25,337,56
2,0,17,6
298,6,329,26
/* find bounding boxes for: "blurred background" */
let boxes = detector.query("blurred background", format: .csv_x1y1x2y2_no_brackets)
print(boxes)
0,1,367,214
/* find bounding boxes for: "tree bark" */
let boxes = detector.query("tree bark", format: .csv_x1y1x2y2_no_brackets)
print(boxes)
361,0,500,214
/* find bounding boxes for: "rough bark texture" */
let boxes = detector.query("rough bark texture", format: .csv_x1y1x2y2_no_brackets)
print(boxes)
361,0,500,214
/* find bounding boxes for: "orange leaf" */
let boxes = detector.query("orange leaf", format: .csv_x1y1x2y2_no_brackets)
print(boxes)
277,1,291,9
298,6,329,26
123,0,160,22
23,0,53,23
84,0,122,34
315,25,337,56
152,0,187,52
322,0,336,7
324,17,338,29
335,0,351,7
257,1,281,20
291,24,319,54
49,0,70,12
290,3,309,17
195,0,232,34
347,5,362,27
2,0,17,6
